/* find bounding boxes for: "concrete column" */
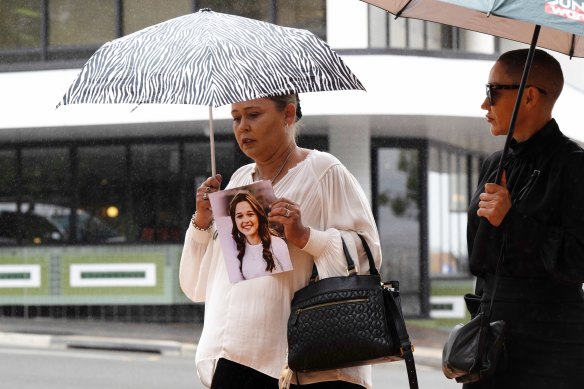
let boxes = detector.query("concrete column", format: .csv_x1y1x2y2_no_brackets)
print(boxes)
328,117,372,202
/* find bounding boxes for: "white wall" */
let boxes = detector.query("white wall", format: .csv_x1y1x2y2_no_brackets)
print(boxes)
326,0,368,49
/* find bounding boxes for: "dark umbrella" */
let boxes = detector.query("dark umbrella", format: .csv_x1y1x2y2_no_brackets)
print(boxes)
362,0,584,182
58,8,365,176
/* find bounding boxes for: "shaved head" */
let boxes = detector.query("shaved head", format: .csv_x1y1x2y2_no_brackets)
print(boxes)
496,49,564,107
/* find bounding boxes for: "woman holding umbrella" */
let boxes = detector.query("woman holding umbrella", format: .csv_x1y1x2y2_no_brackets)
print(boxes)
468,49,584,388
180,93,381,388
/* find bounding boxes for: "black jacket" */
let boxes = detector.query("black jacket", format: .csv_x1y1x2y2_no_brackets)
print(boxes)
468,119,584,286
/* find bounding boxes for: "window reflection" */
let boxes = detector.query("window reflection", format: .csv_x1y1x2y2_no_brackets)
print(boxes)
131,144,182,242
428,146,473,277
276,0,326,39
198,0,269,20
15,148,70,245
77,146,127,243
123,0,191,34
0,0,41,49
377,147,421,316
48,0,116,47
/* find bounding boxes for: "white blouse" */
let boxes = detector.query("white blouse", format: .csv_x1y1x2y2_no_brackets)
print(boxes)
179,150,383,388
241,236,292,280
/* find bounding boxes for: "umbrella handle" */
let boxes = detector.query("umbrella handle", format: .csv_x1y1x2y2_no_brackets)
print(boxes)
209,106,216,177
495,25,541,185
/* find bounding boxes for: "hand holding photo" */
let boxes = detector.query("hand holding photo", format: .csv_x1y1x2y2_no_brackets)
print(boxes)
208,180,292,283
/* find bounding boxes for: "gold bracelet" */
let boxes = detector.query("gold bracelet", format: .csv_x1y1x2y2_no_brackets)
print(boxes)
191,212,214,232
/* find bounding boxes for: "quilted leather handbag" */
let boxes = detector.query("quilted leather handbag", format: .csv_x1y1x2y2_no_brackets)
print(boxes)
286,235,418,389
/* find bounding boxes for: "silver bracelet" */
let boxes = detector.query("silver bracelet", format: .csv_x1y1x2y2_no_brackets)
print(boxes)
191,212,214,232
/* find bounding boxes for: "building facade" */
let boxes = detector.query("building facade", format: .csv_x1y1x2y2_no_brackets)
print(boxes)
1,0,582,321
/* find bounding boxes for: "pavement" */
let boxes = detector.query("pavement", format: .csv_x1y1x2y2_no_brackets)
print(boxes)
0,317,449,368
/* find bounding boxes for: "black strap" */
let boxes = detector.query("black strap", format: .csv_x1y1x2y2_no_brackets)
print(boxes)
357,234,380,276
309,235,361,283
385,288,418,389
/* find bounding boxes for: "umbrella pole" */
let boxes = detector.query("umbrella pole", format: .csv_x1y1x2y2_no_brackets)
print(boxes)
208,105,216,177
495,25,541,184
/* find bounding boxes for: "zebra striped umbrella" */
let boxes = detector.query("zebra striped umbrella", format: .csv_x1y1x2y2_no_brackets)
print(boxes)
58,8,365,176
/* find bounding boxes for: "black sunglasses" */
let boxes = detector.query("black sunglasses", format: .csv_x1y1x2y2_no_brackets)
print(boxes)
485,84,547,106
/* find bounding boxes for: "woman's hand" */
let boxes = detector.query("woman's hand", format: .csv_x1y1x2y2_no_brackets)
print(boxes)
269,197,310,248
194,174,222,228
477,170,511,227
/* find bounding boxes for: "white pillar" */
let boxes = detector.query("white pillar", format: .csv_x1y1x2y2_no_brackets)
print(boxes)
328,117,372,202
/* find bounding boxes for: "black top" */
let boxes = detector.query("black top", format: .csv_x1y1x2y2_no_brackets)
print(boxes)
467,119,584,285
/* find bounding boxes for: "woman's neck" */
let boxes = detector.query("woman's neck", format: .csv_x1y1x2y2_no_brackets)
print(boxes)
246,236,261,245
255,143,297,184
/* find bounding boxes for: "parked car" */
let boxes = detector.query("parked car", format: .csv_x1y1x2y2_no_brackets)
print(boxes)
0,202,125,245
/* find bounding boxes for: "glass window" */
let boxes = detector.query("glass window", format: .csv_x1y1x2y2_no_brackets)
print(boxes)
388,17,407,49
428,147,472,277
18,148,70,245
0,0,41,50
408,19,425,50
131,143,182,243
76,146,127,244
425,22,443,50
197,0,269,20
48,0,116,47
377,147,420,315
123,0,192,34
0,150,18,245
368,5,387,48
276,0,326,39
183,140,237,215
0,150,17,200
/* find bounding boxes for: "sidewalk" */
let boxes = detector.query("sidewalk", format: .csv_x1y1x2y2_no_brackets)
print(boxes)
0,317,448,367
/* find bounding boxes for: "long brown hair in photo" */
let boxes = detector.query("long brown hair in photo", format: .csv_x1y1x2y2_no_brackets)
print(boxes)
229,192,276,273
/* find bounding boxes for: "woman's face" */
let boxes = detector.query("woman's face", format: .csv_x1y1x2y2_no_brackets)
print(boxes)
481,61,523,138
234,200,259,242
231,98,288,163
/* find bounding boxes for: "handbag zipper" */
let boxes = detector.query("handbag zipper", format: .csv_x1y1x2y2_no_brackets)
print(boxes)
293,298,368,325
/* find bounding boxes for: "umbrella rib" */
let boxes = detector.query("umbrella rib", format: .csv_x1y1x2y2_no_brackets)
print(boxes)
395,0,414,19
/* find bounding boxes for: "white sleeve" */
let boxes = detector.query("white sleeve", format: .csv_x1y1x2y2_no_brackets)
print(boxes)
301,164,382,278
179,223,215,302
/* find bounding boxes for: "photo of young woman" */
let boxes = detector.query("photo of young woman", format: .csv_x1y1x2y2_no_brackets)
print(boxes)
229,192,290,280
207,180,292,283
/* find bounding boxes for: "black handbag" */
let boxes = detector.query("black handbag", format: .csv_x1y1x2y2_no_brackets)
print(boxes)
287,235,418,389
442,234,508,384
442,307,506,383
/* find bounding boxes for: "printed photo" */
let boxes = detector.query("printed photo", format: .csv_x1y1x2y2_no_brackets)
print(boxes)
208,180,292,283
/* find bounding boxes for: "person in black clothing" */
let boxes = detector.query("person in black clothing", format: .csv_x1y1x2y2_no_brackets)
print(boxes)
466,49,584,388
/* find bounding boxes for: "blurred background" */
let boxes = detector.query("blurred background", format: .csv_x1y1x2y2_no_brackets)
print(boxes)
1,0,583,324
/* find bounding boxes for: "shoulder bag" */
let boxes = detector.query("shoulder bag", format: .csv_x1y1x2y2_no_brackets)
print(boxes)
442,234,507,383
286,235,418,389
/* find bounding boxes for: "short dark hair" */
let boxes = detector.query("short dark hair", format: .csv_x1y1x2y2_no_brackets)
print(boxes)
497,49,564,104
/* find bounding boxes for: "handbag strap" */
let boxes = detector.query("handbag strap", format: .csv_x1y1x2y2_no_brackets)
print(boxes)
384,288,419,389
472,234,507,373
309,234,377,283
357,234,380,276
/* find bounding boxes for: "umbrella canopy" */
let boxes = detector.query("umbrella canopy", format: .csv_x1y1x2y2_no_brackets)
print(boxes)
59,8,364,107
58,8,365,175
362,0,584,182
364,0,584,57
